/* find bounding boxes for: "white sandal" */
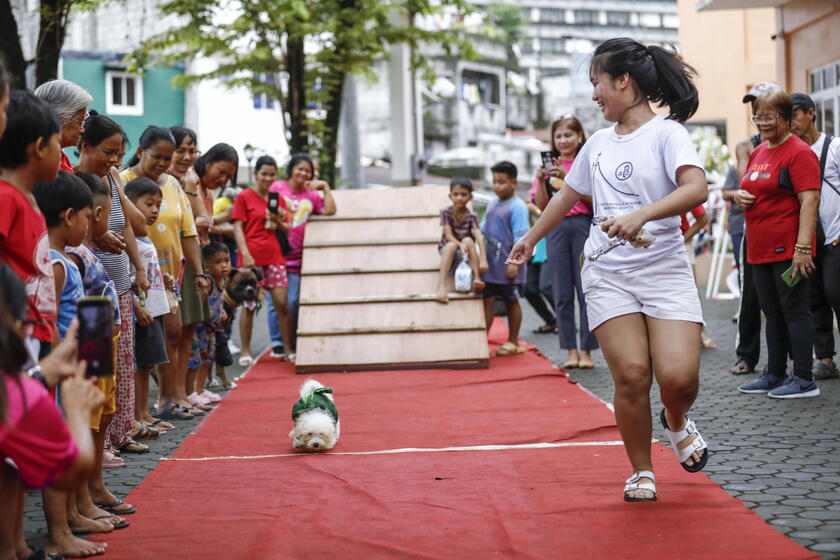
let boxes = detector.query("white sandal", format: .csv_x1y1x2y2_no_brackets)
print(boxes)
659,409,709,473
624,470,656,502
238,355,254,367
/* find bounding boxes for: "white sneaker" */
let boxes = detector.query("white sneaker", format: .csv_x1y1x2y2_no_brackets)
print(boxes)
228,340,241,355
200,389,222,403
286,353,296,363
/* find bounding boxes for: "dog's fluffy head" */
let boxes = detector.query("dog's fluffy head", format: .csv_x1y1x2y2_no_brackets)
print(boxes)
227,267,262,306
289,411,337,452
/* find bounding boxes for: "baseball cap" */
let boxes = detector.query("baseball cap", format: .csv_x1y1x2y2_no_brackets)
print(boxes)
742,81,781,104
791,93,816,112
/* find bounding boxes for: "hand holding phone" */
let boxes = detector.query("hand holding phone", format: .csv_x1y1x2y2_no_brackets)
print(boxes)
268,191,279,214
77,296,114,377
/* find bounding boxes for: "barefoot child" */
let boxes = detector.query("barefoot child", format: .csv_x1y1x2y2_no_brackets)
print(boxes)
482,162,530,356
436,177,488,303
186,242,230,405
123,176,177,434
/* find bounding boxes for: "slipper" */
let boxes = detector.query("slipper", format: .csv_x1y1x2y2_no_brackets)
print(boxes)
238,355,254,367
102,452,124,469
96,498,136,515
151,418,175,430
495,342,525,356
532,324,555,334
624,471,657,502
701,336,717,350
659,409,709,473
729,359,754,375
577,361,595,369
562,360,580,369
154,402,193,421
119,439,149,454
93,514,129,530
132,424,159,441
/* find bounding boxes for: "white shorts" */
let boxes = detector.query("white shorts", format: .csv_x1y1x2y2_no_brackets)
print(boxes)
580,251,704,331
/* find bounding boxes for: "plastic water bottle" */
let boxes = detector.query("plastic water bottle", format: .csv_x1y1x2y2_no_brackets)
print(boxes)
454,256,473,292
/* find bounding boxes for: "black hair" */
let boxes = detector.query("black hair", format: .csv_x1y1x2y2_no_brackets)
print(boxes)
0,263,29,422
0,90,60,168
124,176,162,201
202,241,229,260
285,152,314,179
591,38,699,124
490,161,517,181
195,143,239,187
126,125,176,167
255,155,278,173
170,126,197,149
450,176,473,193
80,111,125,148
0,60,9,97
75,171,110,199
33,170,93,227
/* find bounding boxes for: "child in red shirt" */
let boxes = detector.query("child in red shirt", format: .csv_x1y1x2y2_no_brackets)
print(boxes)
0,91,63,355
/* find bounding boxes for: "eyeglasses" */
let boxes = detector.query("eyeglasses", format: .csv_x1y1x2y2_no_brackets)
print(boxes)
68,112,89,127
751,114,781,125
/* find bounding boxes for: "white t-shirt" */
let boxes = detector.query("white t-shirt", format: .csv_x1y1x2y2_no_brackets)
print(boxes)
811,133,840,245
135,236,169,318
565,115,704,273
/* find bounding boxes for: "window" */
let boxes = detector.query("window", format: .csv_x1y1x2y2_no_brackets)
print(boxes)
540,38,565,54
662,14,679,28
573,10,597,25
252,73,276,110
105,71,143,116
810,60,840,136
460,70,499,106
639,12,662,28
606,11,630,26
540,8,564,24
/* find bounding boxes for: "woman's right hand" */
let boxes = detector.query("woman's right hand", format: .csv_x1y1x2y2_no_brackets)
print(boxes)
536,164,546,179
60,360,105,416
39,319,80,387
734,189,756,209
548,159,567,180
94,231,126,254
507,236,535,266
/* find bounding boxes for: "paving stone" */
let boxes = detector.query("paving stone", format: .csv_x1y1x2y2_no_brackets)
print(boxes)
769,518,823,529
782,498,832,508
811,542,840,554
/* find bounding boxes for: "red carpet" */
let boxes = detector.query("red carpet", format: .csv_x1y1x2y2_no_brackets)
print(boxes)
93,321,818,559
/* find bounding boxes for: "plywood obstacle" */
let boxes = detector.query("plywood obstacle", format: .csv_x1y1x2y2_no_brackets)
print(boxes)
295,185,490,373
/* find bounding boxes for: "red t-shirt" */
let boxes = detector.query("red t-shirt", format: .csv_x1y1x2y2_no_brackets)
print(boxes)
741,135,820,264
230,188,288,267
59,151,74,173
680,205,707,233
0,181,56,341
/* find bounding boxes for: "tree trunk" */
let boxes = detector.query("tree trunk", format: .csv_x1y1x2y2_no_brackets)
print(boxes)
320,71,345,187
285,34,307,154
35,0,69,86
0,0,27,88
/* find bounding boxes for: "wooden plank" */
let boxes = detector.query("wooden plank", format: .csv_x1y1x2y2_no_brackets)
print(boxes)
297,324,485,336
305,238,438,248
301,266,438,276
304,216,439,245
299,271,439,300
301,244,439,274
300,293,476,305
296,359,489,374
318,185,450,219
298,299,484,332
295,330,490,368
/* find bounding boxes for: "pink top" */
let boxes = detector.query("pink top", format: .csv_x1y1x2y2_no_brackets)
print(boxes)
529,159,592,217
0,374,78,489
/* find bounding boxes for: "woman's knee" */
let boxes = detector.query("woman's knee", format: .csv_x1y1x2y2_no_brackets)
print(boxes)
612,362,652,396
658,372,699,404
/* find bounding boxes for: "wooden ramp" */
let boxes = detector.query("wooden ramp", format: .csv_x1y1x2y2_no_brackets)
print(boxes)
295,185,489,373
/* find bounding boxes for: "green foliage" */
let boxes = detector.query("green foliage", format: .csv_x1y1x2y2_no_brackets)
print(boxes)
485,1,524,47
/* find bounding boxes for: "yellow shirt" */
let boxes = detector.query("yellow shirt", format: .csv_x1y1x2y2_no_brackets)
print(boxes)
120,169,197,278
213,195,233,216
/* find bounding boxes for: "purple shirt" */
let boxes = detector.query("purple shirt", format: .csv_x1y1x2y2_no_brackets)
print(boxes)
268,181,325,272
439,206,480,251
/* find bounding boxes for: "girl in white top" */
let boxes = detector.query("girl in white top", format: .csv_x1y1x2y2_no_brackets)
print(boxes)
508,38,710,502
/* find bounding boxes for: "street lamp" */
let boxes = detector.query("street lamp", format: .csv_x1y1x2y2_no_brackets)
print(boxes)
244,143,255,184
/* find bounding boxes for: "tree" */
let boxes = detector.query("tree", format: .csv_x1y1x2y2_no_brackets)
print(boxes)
128,0,474,186
0,0,98,87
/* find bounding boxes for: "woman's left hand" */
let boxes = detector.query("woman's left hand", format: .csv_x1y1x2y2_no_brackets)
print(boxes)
792,251,815,282
195,274,211,298
135,269,150,296
306,179,328,191
600,210,648,242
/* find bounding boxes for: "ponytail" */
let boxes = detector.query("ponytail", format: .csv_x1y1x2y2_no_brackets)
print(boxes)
591,38,698,124
126,125,176,168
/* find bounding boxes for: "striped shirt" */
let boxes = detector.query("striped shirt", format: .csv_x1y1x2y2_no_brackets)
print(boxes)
93,174,131,295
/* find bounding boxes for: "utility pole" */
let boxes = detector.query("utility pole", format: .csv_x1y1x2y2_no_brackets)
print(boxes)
339,74,363,189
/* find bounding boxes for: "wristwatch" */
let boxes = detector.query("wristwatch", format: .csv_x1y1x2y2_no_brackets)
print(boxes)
26,364,50,389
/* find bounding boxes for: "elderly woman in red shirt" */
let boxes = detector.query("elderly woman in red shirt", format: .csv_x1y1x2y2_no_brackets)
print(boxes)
735,89,821,399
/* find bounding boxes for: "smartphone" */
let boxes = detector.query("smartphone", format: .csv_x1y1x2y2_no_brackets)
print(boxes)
268,191,279,214
781,265,801,288
77,296,114,377
540,151,554,170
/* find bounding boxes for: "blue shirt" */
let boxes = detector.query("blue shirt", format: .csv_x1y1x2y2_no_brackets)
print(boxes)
50,249,85,338
481,196,529,285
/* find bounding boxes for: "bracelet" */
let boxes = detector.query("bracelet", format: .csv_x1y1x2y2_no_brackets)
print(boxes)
795,243,812,249
27,365,50,389
794,247,811,254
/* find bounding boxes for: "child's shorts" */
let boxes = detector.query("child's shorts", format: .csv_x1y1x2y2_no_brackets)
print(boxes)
260,264,288,290
483,282,521,302
90,333,119,430
135,316,169,367
188,321,216,370
580,251,704,331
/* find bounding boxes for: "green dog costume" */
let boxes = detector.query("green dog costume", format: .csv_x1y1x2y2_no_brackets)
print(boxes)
291,386,339,425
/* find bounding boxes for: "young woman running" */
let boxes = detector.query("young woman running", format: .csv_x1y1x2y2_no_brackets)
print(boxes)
508,38,710,502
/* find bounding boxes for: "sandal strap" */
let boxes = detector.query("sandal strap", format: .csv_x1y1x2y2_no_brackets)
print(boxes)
663,416,708,463
624,471,656,494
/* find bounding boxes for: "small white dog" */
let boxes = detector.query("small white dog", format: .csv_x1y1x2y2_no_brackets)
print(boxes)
289,379,340,451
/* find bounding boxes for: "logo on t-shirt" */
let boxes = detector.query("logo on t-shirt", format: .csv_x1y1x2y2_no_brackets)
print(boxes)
615,162,633,181
748,171,771,181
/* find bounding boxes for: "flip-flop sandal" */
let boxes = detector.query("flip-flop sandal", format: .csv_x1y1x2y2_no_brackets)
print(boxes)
102,452,124,469
562,360,580,369
151,419,175,430
729,359,754,375
577,361,595,369
26,549,65,560
132,424,159,441
238,355,254,367
659,409,709,473
496,342,525,356
532,324,555,333
624,471,657,502
154,402,194,421
95,498,136,515
93,514,129,530
119,439,149,454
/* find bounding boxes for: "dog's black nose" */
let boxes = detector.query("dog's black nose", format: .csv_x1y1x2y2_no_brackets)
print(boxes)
312,442,320,448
